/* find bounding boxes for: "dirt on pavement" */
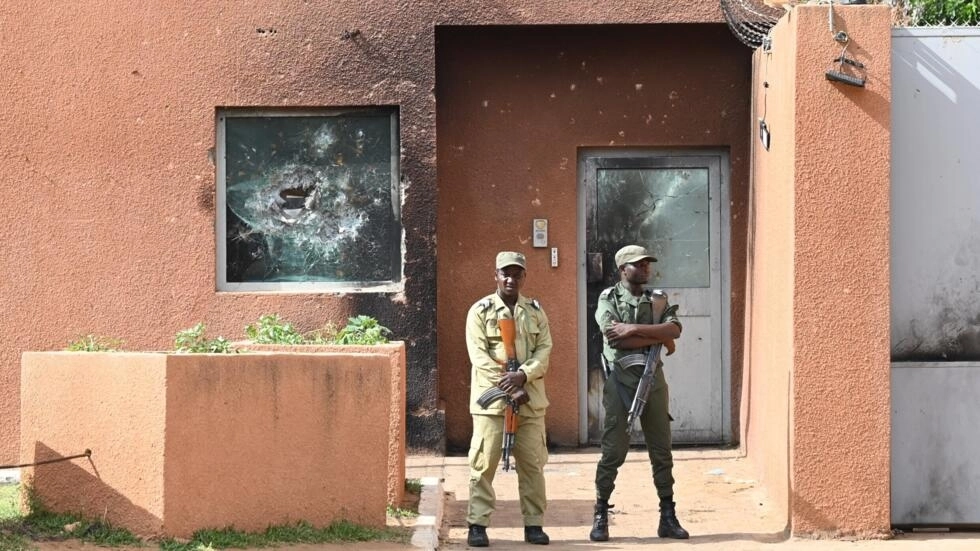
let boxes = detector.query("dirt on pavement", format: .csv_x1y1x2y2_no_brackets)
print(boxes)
435,448,980,550
19,449,980,550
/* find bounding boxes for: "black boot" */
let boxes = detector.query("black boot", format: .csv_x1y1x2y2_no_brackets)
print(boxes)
524,526,550,545
467,524,489,547
589,499,611,542
658,501,690,539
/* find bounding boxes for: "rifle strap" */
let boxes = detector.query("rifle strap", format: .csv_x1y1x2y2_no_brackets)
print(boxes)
608,369,635,413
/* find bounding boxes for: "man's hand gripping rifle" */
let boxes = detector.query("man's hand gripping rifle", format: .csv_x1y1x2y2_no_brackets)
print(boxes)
475,318,523,472
625,290,677,434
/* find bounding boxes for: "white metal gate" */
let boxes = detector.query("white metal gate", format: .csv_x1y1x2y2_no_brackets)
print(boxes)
891,28,980,527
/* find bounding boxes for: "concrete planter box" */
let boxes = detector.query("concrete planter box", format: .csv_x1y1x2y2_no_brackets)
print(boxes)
20,343,405,538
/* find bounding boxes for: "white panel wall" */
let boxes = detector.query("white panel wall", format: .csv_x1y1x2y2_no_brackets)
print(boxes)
891,28,980,527
891,29,980,362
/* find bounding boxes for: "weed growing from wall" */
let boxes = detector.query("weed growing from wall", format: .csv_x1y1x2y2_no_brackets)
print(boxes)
174,323,236,353
65,335,124,352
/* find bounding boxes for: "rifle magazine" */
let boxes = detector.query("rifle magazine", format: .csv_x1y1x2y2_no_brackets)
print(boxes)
476,387,509,409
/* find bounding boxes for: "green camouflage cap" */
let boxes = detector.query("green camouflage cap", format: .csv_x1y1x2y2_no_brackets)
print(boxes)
495,251,527,270
615,245,657,268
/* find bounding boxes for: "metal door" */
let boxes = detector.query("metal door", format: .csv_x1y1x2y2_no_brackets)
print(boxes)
579,150,729,445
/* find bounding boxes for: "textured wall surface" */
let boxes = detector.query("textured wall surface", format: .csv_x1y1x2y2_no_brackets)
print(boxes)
790,5,891,537
0,1,732,460
435,24,751,450
742,11,798,528
240,342,406,506
21,350,402,537
743,5,892,536
20,353,168,535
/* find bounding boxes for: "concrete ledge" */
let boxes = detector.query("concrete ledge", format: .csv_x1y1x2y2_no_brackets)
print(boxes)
21,349,405,537
410,476,444,550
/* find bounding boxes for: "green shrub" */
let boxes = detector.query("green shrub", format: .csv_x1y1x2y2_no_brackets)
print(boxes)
334,315,392,345
244,314,305,344
66,334,124,352
174,323,236,353
244,315,391,345
303,321,339,344
903,0,980,25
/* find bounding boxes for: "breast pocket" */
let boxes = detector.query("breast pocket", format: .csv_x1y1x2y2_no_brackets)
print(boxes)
521,319,542,356
484,321,503,357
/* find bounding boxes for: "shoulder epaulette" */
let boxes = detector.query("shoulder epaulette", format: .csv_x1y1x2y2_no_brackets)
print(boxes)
599,287,615,300
477,298,493,311
530,298,541,310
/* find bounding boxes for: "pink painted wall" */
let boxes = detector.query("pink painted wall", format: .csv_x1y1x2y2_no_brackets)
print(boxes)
21,349,404,537
743,5,891,536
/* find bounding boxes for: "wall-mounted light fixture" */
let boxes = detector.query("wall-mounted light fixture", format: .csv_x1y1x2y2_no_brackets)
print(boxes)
823,2,867,88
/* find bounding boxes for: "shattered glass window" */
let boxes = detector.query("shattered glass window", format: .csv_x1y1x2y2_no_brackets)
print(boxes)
596,167,710,288
217,108,400,290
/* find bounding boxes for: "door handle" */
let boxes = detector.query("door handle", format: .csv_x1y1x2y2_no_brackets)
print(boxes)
587,252,604,283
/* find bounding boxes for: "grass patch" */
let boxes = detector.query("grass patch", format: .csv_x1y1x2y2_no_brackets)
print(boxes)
0,484,30,551
405,478,423,495
387,478,423,519
160,520,408,550
0,532,32,551
16,508,142,546
0,484,19,520
0,485,142,549
0,485,407,550
386,504,419,519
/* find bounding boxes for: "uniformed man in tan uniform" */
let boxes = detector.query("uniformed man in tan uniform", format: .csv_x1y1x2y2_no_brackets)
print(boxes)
465,251,553,547
589,244,689,542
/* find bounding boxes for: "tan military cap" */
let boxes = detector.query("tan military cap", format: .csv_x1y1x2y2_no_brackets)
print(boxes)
615,245,657,268
495,251,527,270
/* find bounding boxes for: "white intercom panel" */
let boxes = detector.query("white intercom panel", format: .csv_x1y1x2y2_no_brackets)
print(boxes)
533,219,548,248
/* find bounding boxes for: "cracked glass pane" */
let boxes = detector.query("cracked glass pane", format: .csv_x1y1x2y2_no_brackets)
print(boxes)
597,167,709,287
222,110,399,284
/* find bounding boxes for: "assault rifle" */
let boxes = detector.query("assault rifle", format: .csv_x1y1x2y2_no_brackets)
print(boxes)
625,290,677,434
475,317,521,471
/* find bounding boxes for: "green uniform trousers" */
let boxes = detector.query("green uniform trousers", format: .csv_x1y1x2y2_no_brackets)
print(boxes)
467,413,548,527
594,365,674,501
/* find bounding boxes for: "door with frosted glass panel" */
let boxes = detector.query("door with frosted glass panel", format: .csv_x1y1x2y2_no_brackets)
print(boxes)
581,151,728,445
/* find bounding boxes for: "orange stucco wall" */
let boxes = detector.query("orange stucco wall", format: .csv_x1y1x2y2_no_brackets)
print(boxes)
743,5,891,536
21,349,403,537
242,342,406,507
20,353,168,533
2,0,736,462
743,11,798,529
436,24,752,450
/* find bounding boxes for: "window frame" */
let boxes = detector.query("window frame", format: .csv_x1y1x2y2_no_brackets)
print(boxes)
215,107,402,293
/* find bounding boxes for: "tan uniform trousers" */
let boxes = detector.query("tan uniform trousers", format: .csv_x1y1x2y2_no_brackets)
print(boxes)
467,413,548,527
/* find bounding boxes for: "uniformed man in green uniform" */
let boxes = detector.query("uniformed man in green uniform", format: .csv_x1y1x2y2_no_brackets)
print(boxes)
465,251,553,547
589,244,689,542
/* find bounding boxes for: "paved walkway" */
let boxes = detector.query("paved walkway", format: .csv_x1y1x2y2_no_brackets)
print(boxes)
407,448,980,550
